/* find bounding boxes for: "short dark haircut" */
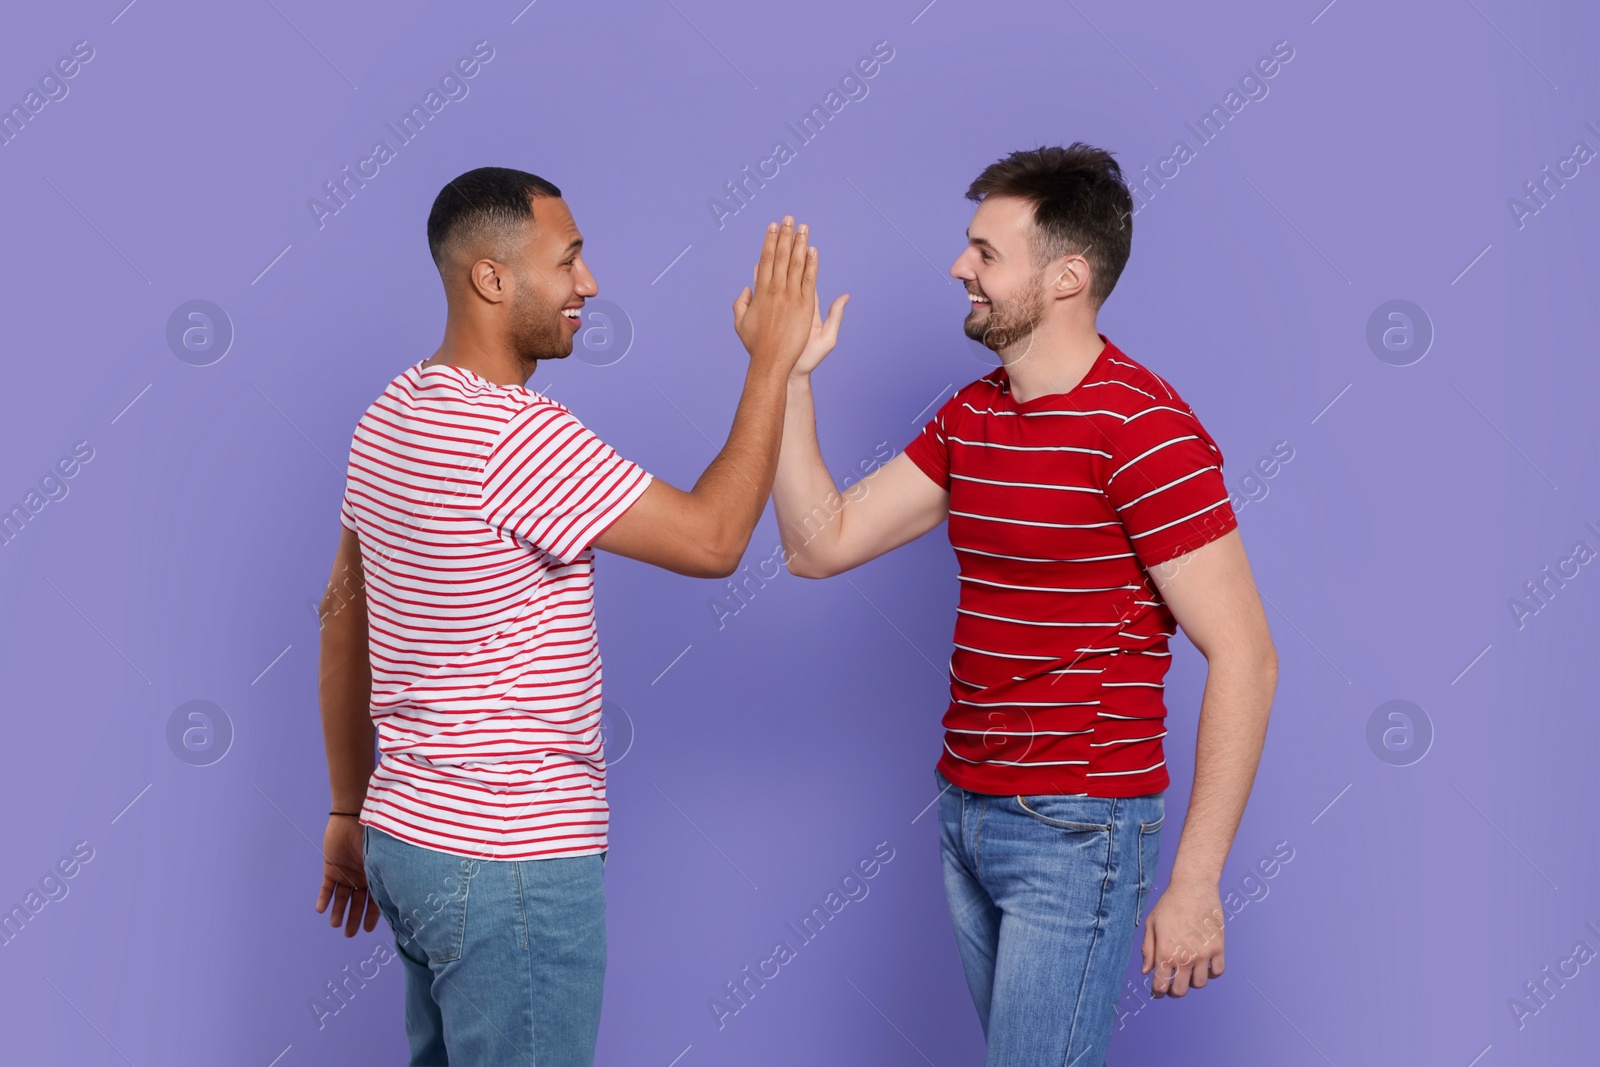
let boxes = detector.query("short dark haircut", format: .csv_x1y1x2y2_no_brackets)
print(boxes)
965,144,1133,307
426,167,562,270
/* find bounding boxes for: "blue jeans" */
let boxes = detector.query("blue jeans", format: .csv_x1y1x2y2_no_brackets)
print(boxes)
936,767,1164,1066
362,825,607,1066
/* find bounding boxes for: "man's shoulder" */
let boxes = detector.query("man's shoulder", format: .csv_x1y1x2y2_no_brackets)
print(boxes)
942,372,1007,415
1090,343,1198,420
486,391,615,465
356,363,559,450
412,365,567,426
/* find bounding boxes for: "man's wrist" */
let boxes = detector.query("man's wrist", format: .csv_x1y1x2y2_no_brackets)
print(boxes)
1168,863,1222,890
744,353,793,389
331,787,369,812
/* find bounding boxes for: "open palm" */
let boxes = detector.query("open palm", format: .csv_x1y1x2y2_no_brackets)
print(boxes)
794,287,850,377
735,259,848,379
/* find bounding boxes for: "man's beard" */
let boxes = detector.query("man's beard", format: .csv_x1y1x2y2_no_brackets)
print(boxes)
508,269,573,366
965,271,1046,354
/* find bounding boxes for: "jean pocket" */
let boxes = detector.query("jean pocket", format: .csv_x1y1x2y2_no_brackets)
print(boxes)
1135,812,1163,924
1014,794,1113,832
388,847,477,964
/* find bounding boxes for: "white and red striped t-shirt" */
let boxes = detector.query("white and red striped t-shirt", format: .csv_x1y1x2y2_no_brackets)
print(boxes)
338,360,651,860
905,336,1237,798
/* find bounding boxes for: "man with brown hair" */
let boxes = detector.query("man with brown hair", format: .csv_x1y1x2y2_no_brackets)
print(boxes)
772,144,1278,1064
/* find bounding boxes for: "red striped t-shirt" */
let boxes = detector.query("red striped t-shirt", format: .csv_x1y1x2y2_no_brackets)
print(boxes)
338,360,651,860
904,336,1237,798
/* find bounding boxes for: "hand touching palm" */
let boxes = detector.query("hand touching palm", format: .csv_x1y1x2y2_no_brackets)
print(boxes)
734,259,849,380
794,285,850,378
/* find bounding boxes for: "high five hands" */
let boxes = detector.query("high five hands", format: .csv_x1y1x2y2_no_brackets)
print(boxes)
732,216,848,376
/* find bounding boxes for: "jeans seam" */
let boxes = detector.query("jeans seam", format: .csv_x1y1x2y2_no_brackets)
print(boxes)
520,869,539,1065
972,791,986,879
1014,794,1113,832
513,860,528,951
1136,826,1149,926
447,855,473,962
1064,800,1116,1062
1136,802,1164,925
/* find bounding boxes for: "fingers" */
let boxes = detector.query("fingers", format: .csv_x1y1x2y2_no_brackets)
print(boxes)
751,215,817,297
344,888,367,937
770,217,797,290
755,220,781,292
364,893,383,933
821,293,849,343
800,241,818,300
1169,956,1194,996
732,286,751,330
785,222,809,292
329,881,350,927
1150,954,1171,996
1141,921,1154,974
1165,946,1204,996
1153,954,1185,997
316,877,333,914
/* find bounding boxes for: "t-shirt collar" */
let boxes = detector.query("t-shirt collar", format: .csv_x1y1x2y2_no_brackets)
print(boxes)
993,333,1115,408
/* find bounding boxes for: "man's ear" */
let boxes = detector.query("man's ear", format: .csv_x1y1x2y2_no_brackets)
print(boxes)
471,258,510,304
1047,253,1092,300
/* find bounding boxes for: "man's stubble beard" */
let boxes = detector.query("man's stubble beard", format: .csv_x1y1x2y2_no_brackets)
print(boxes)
965,269,1046,356
508,265,573,369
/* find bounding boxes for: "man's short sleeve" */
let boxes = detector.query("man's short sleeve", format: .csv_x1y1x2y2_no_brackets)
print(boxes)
1104,401,1237,568
480,401,653,565
904,393,957,489
339,479,359,532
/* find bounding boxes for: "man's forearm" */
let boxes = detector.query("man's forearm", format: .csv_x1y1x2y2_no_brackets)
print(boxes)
687,362,793,561
319,599,374,813
1168,652,1277,887
771,376,846,572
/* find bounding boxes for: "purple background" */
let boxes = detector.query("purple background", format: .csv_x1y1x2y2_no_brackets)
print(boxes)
1,1,1595,1064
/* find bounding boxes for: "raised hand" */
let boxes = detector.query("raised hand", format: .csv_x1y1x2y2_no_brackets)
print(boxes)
732,216,818,376
738,257,848,380
793,285,850,379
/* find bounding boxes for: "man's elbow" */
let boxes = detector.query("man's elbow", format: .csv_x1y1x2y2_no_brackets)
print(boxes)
699,526,752,579
787,556,835,580
682,550,738,580
1249,640,1280,705
316,590,356,635
1205,637,1277,690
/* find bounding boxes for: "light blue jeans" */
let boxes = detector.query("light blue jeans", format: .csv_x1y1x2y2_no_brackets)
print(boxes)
936,767,1164,1066
362,825,607,1066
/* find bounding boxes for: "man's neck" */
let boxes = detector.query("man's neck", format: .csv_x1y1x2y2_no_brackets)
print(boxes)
423,330,536,388
999,322,1108,404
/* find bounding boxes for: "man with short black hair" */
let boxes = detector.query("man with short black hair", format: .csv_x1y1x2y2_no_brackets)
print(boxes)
314,165,821,1065
772,144,1278,1064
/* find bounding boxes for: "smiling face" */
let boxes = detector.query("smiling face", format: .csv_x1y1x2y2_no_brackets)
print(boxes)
505,196,597,363
950,195,1052,354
